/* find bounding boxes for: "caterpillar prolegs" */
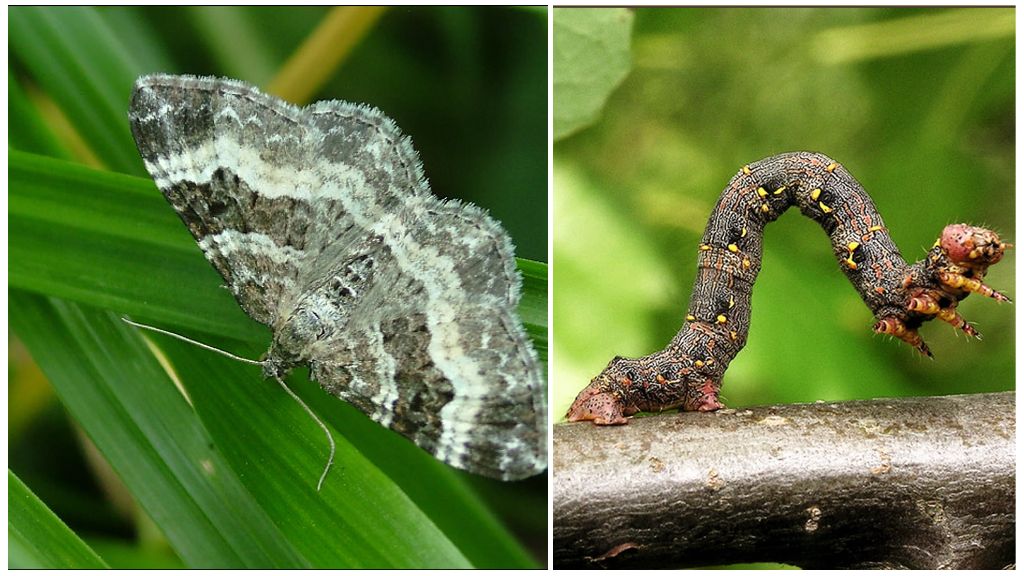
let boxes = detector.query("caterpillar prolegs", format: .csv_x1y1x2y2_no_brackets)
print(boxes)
567,151,1012,425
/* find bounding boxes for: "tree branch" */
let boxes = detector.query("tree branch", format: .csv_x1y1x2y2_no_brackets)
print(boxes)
553,392,1014,569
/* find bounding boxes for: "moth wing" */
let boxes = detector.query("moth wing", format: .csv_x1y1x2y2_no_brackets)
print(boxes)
296,196,545,480
130,75,547,479
129,75,317,325
311,304,546,481
129,74,443,328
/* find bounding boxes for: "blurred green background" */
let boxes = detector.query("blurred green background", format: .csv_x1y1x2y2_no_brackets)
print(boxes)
10,6,546,569
554,7,1014,419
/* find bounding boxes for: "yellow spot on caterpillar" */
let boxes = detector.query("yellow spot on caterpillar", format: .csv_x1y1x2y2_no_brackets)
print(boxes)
773,186,786,195
868,225,882,232
933,239,941,248
694,360,705,368
819,201,832,214
810,188,821,201
969,249,980,260
844,241,859,269
742,165,752,175
826,162,838,172
742,258,751,269
727,243,739,253
756,186,768,198
716,314,727,324
700,244,712,251
730,331,738,341
686,314,696,321
728,296,735,309
761,203,770,213
741,227,748,238
656,373,667,384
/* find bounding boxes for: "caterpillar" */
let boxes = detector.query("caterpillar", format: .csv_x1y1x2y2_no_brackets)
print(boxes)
566,151,1012,425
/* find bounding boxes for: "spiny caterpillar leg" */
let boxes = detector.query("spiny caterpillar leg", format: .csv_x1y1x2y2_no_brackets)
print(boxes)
907,289,980,338
873,316,933,358
937,271,1011,303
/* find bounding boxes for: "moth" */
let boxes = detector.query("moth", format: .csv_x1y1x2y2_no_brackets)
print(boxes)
127,74,547,485
568,151,1011,425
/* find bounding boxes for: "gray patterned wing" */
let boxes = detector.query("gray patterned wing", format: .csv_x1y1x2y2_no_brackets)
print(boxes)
129,75,308,325
130,76,421,327
286,106,547,480
128,74,547,480
300,197,547,480
311,305,546,481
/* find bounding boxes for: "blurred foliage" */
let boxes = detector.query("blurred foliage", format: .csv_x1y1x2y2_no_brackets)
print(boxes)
553,8,633,139
554,7,1014,418
10,6,546,568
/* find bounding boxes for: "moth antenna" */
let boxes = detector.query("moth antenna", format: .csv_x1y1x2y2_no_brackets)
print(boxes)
121,317,263,367
122,317,336,491
274,375,335,492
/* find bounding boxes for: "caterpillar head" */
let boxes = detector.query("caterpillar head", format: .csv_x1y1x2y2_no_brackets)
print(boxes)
940,224,1011,269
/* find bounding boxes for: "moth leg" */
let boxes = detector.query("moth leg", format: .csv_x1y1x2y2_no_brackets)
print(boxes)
937,271,1012,303
565,384,629,425
873,316,933,358
907,289,980,338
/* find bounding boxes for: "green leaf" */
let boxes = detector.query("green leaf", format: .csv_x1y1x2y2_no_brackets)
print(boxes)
9,6,167,174
553,8,634,140
8,469,109,569
8,71,72,159
10,292,308,567
82,536,185,569
10,150,264,342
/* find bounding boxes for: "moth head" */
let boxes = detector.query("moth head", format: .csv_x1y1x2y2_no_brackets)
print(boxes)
261,357,289,379
939,224,1010,268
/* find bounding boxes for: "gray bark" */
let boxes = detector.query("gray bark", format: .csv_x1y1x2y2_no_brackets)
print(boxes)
553,392,1015,569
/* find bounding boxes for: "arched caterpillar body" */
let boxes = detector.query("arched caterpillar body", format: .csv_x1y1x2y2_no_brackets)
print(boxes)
567,151,1011,425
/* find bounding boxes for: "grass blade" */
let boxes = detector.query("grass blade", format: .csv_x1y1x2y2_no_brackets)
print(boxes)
8,469,109,569
9,6,163,174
